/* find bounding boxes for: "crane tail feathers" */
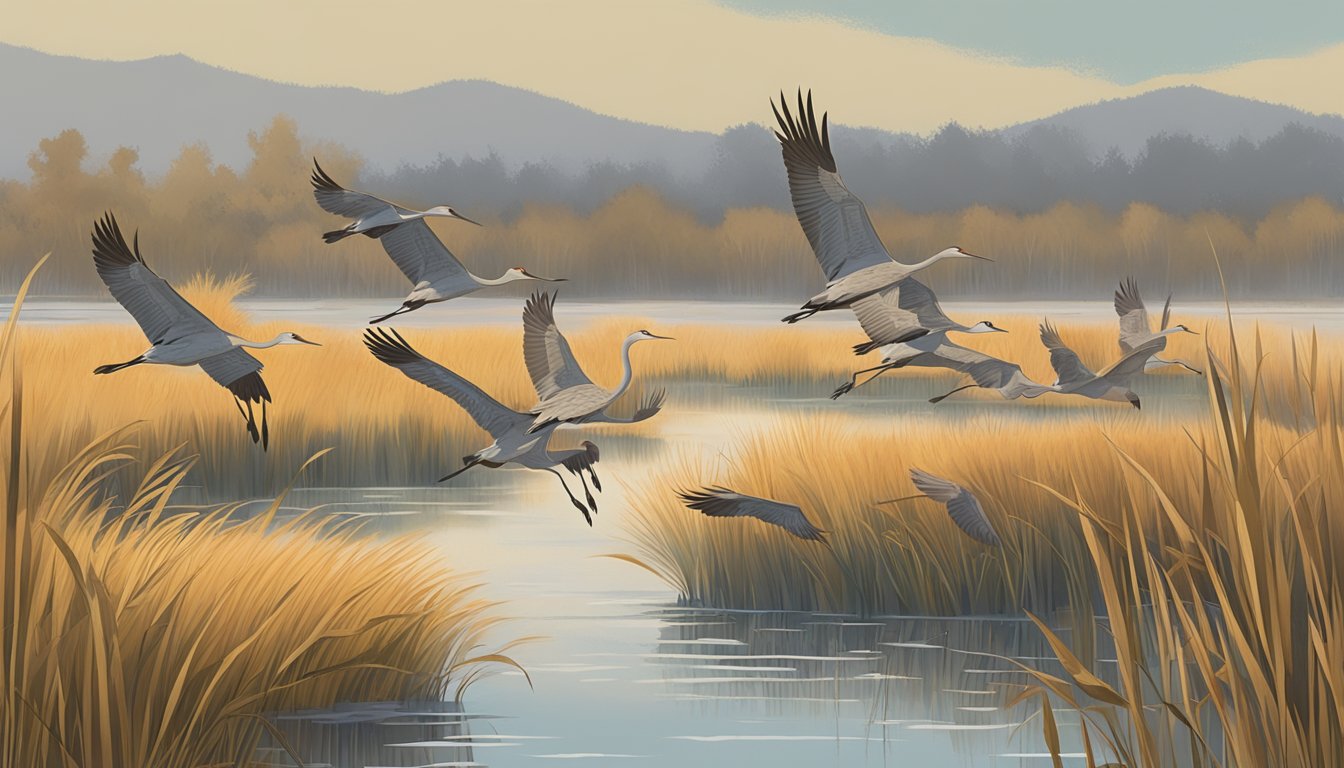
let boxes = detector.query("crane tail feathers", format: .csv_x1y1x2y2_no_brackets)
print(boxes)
93,356,145,374
369,301,424,325
322,227,355,244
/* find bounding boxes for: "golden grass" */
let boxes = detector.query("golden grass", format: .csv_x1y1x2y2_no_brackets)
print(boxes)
1012,320,1344,765
620,411,1213,616
1,261,522,767
615,283,1344,764
18,266,1334,499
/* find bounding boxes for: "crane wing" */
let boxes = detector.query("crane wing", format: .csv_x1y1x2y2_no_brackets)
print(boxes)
772,90,892,282
363,329,526,439
1113,277,1153,352
908,468,1001,546
679,486,826,542
586,388,667,424
1098,337,1166,383
91,213,217,344
310,159,398,219
849,278,955,351
376,218,471,288
197,349,269,403
917,340,1022,388
523,291,596,401
1039,320,1096,385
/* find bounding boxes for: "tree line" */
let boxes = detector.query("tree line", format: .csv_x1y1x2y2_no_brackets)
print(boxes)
1,116,1341,299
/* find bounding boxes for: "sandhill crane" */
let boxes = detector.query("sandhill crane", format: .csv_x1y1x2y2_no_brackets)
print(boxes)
1114,277,1201,374
833,335,1054,402
881,469,1001,547
771,90,989,324
363,328,663,525
678,487,827,542
832,278,1020,398
90,213,318,449
1038,320,1164,408
523,291,671,433
311,160,564,324
849,278,1005,356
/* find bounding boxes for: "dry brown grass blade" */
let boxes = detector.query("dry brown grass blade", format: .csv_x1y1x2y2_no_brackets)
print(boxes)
1024,612,1126,707
594,552,670,581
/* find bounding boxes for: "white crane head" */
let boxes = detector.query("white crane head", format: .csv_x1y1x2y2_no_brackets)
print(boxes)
277,332,322,346
503,266,566,283
626,329,674,345
966,320,1008,334
425,205,482,226
938,246,992,262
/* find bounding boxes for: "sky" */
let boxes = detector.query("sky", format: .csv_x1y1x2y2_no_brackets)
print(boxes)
3,0,1341,133
721,0,1344,82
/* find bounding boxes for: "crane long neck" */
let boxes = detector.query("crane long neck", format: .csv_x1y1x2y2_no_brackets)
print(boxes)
475,271,516,286
909,252,949,273
612,337,639,400
232,334,285,350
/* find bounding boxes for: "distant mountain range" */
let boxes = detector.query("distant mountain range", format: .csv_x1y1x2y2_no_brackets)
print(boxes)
1001,86,1344,158
3,43,1343,180
0,44,718,178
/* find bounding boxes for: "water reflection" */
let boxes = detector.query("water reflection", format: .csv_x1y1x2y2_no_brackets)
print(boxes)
263,701,501,767
266,600,1115,766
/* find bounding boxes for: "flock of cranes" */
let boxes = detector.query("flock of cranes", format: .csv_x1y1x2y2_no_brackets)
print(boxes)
87,89,1198,540
674,92,1201,544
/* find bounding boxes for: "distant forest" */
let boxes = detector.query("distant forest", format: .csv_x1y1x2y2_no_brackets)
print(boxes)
2,116,1342,299
368,120,1344,222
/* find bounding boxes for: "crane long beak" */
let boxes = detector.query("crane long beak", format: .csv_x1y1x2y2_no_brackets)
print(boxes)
877,494,927,505
964,251,993,262
292,334,322,346
453,211,482,227
522,269,566,282
649,333,675,340
1185,328,1200,335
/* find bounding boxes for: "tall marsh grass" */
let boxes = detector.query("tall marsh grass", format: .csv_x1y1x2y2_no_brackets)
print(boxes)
1,260,521,767
1014,312,1344,765
20,269,1320,499
618,325,1336,620
617,274,1344,764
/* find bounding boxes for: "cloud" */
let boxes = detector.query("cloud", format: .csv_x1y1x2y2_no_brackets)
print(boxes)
3,0,1339,133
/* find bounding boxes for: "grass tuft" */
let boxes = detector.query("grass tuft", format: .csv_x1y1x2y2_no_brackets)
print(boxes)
1,258,519,767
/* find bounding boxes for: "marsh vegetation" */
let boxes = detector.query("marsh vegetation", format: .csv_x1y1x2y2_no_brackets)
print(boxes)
0,264,522,767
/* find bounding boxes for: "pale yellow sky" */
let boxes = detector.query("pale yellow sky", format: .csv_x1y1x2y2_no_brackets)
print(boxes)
4,0,1340,132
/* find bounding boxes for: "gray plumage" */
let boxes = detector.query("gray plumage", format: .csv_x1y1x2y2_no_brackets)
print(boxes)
772,90,987,323
522,291,671,432
832,277,1017,399
91,213,317,449
1039,320,1165,407
364,328,662,525
1113,278,1201,374
312,159,562,324
834,335,1049,401
1039,320,1095,387
905,469,1001,547
850,278,958,354
678,487,827,542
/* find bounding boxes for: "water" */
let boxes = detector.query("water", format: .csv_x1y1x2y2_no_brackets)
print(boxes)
243,392,1170,767
23,298,1237,765
10,296,1344,332
262,479,1088,768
